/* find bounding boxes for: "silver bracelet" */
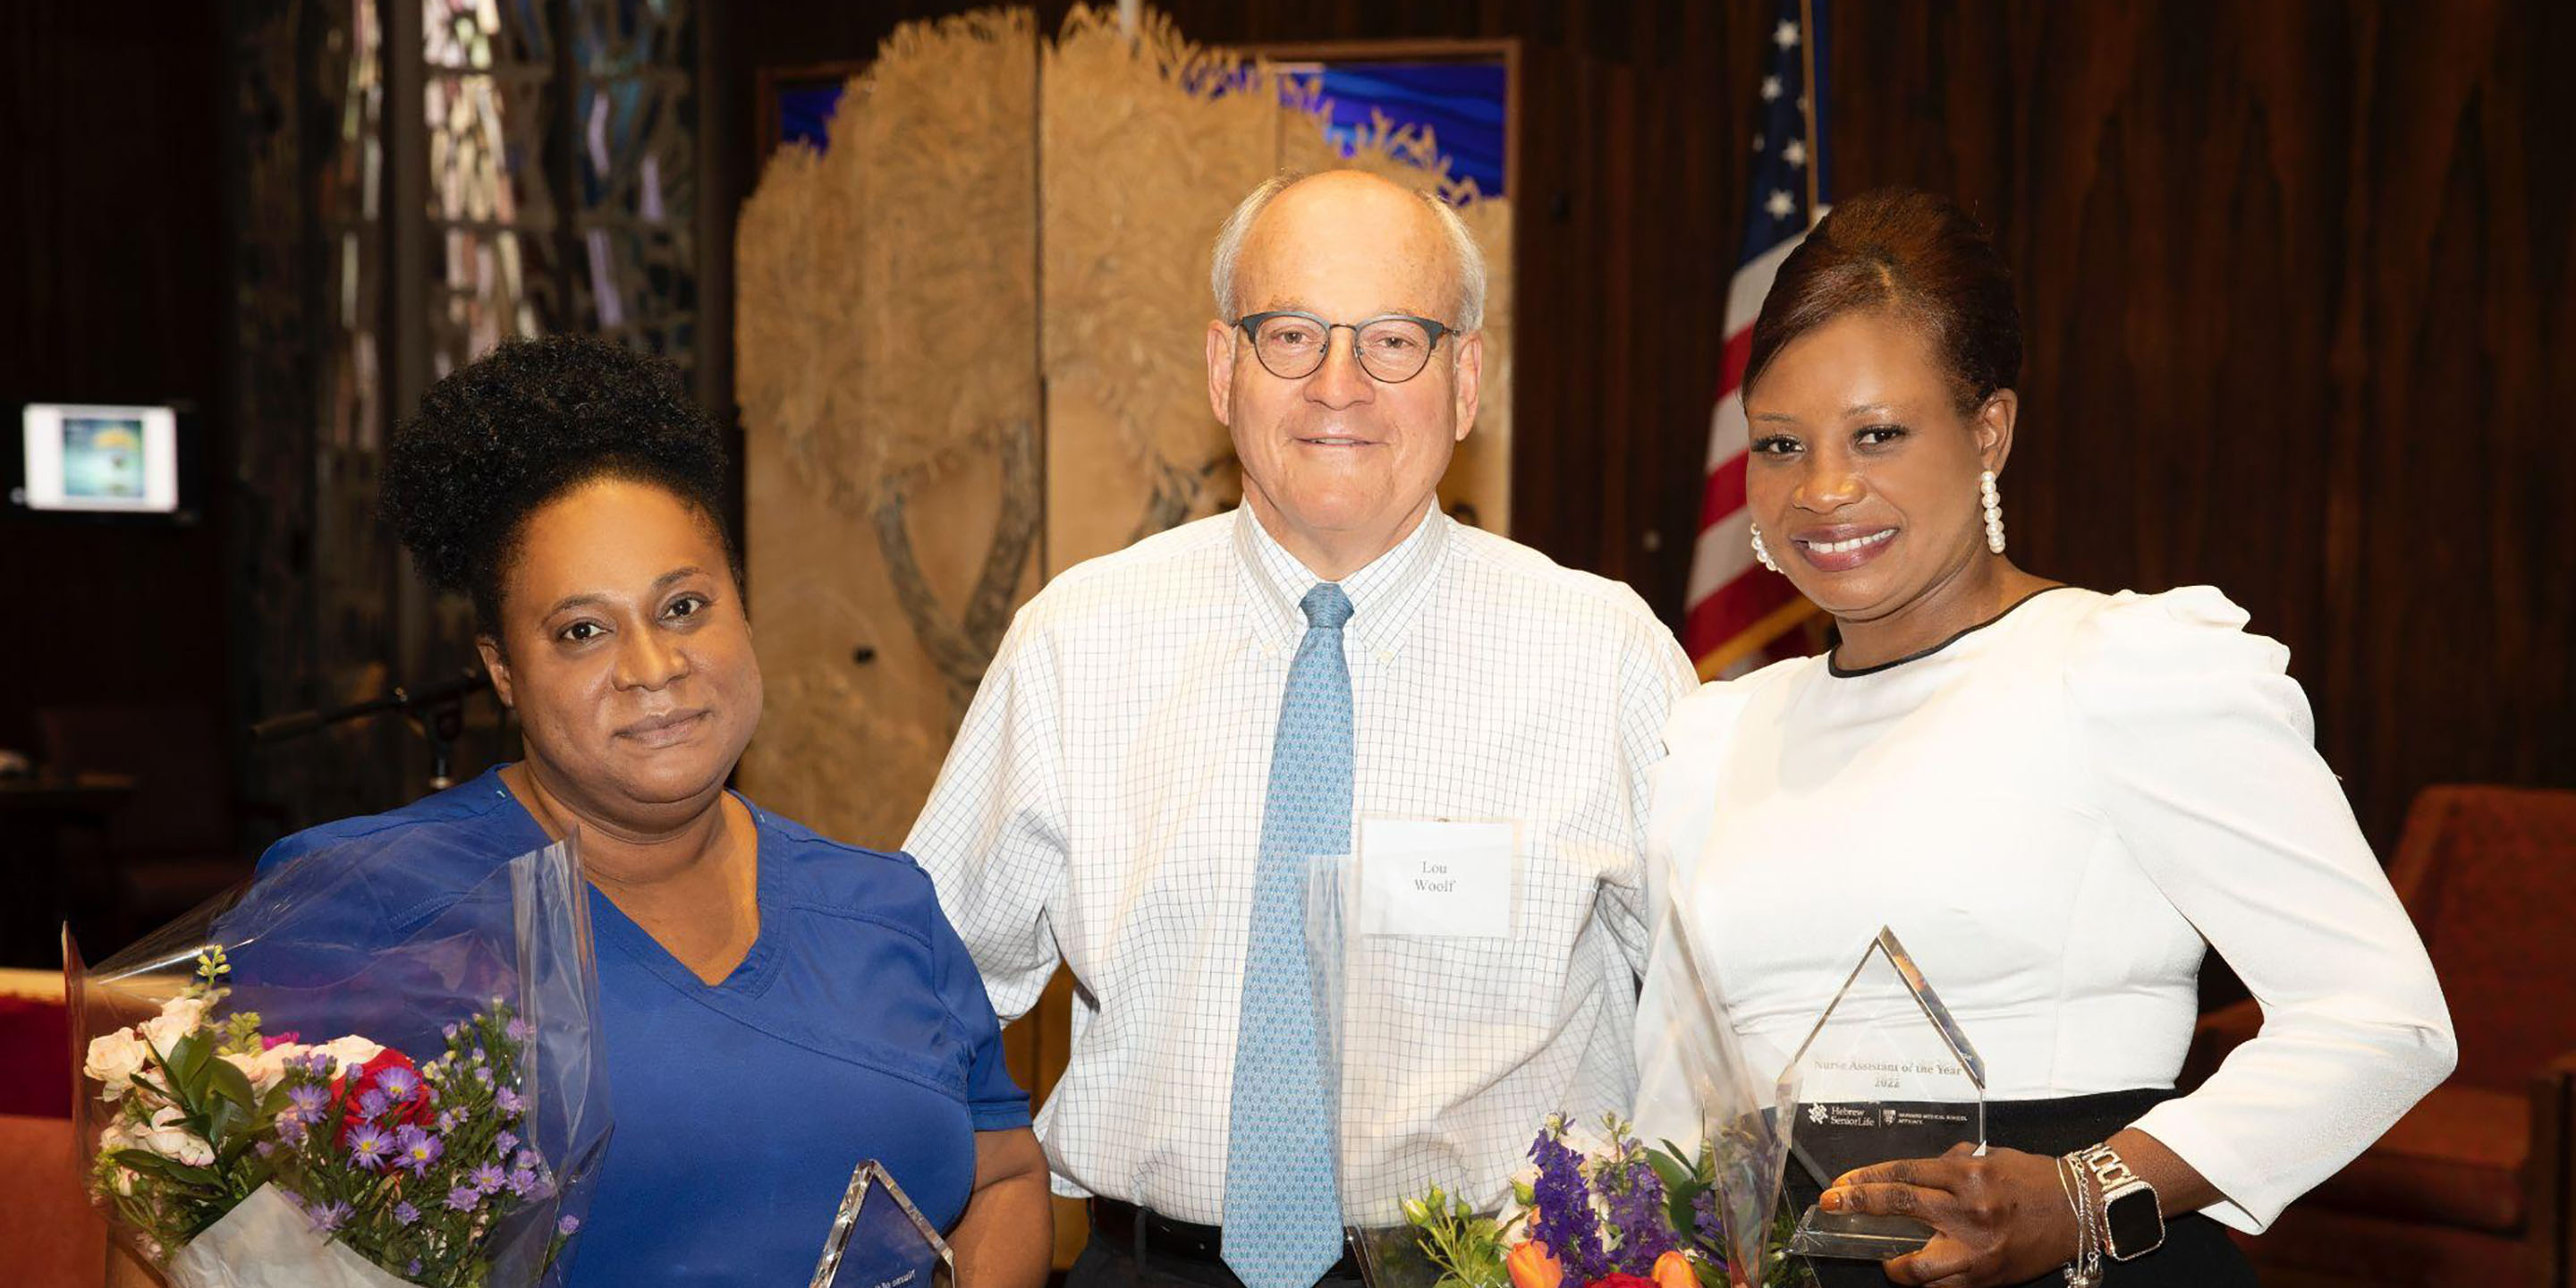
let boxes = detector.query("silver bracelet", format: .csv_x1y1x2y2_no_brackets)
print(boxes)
2055,1153,2104,1287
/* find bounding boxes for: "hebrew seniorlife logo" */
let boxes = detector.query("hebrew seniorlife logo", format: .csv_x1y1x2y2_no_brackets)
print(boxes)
1809,1103,1831,1126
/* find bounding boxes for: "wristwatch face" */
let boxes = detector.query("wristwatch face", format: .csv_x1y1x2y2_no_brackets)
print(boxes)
2102,1184,2165,1259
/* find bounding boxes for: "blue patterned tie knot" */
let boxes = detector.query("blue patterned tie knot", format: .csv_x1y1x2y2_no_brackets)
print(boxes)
1224,580,1354,1288
1300,582,1353,631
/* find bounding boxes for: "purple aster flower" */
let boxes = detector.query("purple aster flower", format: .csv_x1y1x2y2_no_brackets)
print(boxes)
470,1162,507,1194
355,1088,392,1120
304,1199,354,1234
409,1260,422,1276
506,1018,534,1043
276,1114,309,1148
557,1215,581,1236
506,1166,538,1197
393,1124,444,1175
446,1184,481,1212
513,1149,542,1173
437,1108,463,1132
1528,1118,1613,1284
393,1200,421,1226
286,1083,330,1120
472,1066,492,1085
254,1141,275,1159
494,1086,525,1116
443,1022,460,1040
495,1130,521,1157
346,1123,394,1169
374,1065,420,1101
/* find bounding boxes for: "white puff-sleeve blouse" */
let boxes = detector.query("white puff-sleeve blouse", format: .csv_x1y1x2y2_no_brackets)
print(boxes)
1635,586,2456,1233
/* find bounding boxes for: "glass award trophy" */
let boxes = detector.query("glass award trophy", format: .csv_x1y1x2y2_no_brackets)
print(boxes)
809,1159,956,1288
1781,927,1987,1260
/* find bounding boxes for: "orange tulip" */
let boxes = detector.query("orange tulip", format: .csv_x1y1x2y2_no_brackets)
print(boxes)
1506,1240,1565,1288
1652,1250,1698,1288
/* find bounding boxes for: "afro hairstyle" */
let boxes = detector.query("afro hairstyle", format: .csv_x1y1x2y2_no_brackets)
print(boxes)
378,334,734,637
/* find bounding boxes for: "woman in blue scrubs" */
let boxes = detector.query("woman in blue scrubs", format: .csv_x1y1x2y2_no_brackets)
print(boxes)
120,335,1050,1286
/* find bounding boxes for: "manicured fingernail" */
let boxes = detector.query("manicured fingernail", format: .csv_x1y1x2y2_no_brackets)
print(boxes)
1821,1190,1843,1212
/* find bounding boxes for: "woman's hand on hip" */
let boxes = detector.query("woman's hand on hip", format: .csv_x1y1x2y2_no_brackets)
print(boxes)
1822,1143,2081,1288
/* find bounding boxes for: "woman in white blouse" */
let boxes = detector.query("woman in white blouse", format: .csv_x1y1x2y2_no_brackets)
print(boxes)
1640,189,2453,1287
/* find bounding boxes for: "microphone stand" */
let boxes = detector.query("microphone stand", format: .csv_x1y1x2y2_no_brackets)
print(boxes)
250,666,494,792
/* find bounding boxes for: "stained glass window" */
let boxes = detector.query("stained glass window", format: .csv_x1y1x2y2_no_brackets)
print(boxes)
325,0,385,449
420,0,695,377
424,0,558,377
569,0,697,369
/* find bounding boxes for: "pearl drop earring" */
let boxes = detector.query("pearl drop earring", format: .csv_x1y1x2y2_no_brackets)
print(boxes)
1750,523,1781,572
1980,469,2006,555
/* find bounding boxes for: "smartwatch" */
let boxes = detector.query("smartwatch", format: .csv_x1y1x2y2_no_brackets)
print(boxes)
2075,1143,2165,1260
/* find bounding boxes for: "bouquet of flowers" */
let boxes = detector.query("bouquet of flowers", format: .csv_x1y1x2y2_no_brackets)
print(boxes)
66,832,610,1287
1304,853,1802,1288
1388,1114,1813,1288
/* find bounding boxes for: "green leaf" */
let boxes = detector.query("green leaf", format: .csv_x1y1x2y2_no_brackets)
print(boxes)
1665,1187,1700,1239
206,1056,257,1109
106,1148,179,1178
1655,1139,1708,1176
1645,1147,1696,1196
203,1098,238,1149
106,1148,220,1191
217,1131,259,1167
165,1032,213,1102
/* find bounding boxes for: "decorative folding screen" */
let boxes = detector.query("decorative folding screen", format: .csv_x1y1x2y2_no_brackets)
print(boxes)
735,6,1514,849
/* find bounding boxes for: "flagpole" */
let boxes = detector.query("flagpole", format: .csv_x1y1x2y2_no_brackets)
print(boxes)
1799,0,1823,225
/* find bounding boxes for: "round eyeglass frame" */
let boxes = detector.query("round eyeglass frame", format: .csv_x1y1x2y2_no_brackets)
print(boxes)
1233,309,1457,384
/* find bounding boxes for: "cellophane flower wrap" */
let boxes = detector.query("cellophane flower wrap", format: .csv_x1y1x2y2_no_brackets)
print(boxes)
64,830,611,1287
1305,856,1805,1288
1625,881,1803,1288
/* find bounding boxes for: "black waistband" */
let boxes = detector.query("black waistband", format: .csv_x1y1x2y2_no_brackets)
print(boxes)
1967,1087,2182,1154
1088,1197,1361,1282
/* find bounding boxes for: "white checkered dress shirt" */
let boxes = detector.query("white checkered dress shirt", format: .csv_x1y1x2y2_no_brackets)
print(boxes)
907,505,1697,1224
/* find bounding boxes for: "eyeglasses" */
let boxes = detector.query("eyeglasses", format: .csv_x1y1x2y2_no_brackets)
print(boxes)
1233,310,1456,384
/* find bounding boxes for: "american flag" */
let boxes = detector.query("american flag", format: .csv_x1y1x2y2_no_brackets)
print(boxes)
1683,0,1829,679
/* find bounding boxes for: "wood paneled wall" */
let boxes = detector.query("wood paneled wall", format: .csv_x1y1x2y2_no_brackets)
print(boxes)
711,0,2573,852
1816,1,2575,851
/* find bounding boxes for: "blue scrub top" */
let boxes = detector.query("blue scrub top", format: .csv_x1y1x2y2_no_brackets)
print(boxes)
251,767,1031,1286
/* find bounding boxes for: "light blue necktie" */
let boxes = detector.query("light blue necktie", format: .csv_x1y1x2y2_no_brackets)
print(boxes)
1223,582,1353,1288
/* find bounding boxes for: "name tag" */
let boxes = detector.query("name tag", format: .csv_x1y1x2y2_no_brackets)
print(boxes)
1357,817,1517,939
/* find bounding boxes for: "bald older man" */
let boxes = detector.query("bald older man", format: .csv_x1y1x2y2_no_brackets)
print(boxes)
908,171,1695,1288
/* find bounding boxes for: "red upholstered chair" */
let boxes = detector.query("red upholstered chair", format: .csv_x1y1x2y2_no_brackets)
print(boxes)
0,1113,109,1287
0,989,72,1118
2190,784,2576,1286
